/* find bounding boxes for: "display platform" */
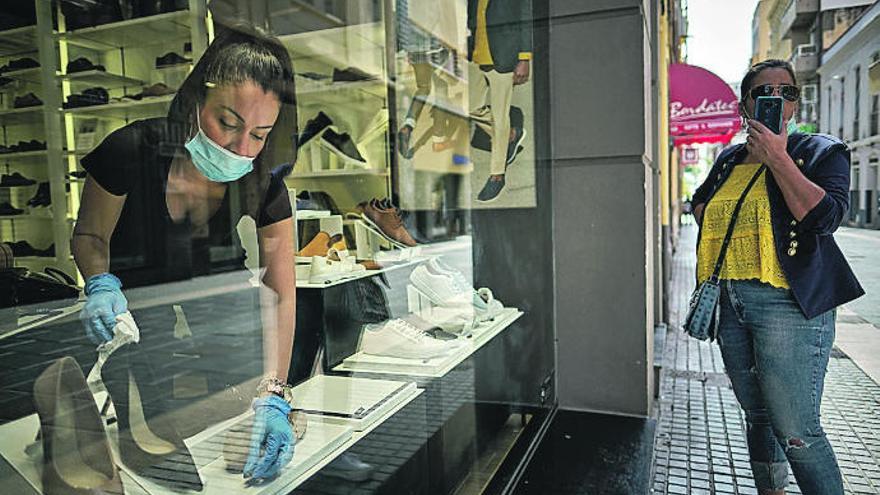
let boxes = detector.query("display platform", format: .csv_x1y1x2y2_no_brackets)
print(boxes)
295,256,426,289
334,308,523,377
290,375,418,432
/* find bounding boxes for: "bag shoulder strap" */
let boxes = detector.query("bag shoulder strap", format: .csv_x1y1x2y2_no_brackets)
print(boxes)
709,164,766,281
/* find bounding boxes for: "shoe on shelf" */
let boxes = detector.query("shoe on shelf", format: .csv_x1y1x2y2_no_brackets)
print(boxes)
33,356,124,495
307,254,364,284
400,313,460,341
426,257,504,322
299,72,330,81
352,198,417,247
101,346,204,492
297,190,341,215
27,182,51,207
323,452,376,482
0,172,37,187
332,67,378,83
409,263,474,308
360,318,464,360
69,170,88,180
506,127,527,165
297,111,333,147
140,82,175,98
66,57,105,74
155,52,191,69
320,128,367,165
297,231,346,261
13,92,42,108
8,57,40,71
0,202,24,216
477,175,505,202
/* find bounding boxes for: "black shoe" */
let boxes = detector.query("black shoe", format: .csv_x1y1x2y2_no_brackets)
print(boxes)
332,67,377,83
297,190,340,215
477,175,505,202
0,172,37,187
297,111,332,147
68,170,88,179
8,57,40,71
506,127,526,165
0,77,13,87
13,92,42,108
9,240,52,257
66,57,105,74
27,182,51,207
320,128,367,165
155,52,191,68
0,202,24,215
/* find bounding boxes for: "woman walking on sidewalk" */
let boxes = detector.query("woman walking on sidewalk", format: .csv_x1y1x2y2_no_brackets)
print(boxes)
691,59,864,495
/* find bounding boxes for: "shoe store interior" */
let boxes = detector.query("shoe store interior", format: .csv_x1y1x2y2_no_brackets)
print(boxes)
0,1,554,494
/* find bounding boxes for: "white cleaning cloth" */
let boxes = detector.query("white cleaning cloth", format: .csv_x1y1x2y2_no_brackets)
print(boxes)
86,312,141,389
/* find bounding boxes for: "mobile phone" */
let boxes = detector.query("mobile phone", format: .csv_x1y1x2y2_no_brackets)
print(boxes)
754,96,784,134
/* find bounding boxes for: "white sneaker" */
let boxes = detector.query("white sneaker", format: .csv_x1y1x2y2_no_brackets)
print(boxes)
414,306,475,337
308,255,365,284
409,264,472,307
360,318,463,359
424,258,504,322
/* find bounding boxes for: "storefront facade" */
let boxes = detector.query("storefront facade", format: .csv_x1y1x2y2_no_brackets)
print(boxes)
0,1,666,493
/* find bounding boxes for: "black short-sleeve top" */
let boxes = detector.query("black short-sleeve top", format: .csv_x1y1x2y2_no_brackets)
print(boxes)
81,117,291,288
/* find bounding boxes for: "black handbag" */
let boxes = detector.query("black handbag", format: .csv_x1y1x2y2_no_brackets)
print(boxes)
684,165,766,341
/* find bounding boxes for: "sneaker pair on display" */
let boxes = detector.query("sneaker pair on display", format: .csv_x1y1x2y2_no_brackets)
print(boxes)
298,112,368,167
409,258,504,323
349,198,418,248
360,317,465,360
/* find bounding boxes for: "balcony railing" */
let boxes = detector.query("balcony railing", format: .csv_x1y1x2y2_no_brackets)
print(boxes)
780,0,820,39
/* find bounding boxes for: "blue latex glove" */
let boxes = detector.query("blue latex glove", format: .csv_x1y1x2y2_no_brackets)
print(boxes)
80,273,128,345
243,395,295,484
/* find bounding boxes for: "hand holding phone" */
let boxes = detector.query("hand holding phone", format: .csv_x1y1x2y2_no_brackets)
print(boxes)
754,96,784,134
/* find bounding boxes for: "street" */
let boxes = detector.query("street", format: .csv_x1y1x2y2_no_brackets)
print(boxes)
837,227,880,326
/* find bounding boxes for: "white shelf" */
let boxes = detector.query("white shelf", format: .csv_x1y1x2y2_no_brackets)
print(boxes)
57,11,192,50
62,70,143,89
0,106,44,127
289,168,388,179
0,150,48,161
63,94,173,120
335,308,524,377
296,255,426,289
0,214,52,221
0,25,37,58
1,67,41,85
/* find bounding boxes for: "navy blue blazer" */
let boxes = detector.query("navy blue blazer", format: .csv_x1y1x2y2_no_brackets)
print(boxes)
692,133,864,319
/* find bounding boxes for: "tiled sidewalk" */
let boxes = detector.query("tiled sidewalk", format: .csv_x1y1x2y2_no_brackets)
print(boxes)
651,226,880,494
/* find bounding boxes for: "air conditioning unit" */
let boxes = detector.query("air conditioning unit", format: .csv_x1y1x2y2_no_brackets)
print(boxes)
802,84,817,104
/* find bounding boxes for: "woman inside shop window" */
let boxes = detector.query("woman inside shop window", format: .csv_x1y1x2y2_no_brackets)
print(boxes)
691,59,864,495
71,25,298,489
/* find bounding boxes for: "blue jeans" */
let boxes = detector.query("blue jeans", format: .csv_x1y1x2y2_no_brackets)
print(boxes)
717,279,843,494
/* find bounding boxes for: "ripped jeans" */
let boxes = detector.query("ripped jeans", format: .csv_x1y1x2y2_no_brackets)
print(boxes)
717,279,843,495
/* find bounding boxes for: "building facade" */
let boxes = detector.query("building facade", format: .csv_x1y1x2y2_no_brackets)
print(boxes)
818,1,880,228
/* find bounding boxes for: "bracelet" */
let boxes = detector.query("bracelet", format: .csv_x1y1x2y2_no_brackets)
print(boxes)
257,375,293,403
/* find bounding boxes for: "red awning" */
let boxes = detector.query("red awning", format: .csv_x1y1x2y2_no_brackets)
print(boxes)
669,64,741,146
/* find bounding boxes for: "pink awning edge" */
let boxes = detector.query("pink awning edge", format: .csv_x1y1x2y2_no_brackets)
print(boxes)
669,63,741,147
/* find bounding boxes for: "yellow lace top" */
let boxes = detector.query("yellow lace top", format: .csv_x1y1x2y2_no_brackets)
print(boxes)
697,163,789,288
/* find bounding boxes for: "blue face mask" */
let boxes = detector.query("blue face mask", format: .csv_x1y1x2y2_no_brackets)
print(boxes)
184,111,254,182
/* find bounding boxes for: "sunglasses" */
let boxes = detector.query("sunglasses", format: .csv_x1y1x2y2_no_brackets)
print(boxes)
748,84,800,102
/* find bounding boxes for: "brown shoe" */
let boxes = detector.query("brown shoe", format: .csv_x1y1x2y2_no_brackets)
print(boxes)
297,231,345,258
356,199,417,247
33,356,125,495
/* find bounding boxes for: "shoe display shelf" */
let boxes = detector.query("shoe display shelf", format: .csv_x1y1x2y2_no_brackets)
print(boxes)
61,69,144,91
0,106,44,127
335,307,523,378
55,10,193,51
296,255,426,289
62,94,175,120
0,25,37,58
0,149,48,161
1,66,42,85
